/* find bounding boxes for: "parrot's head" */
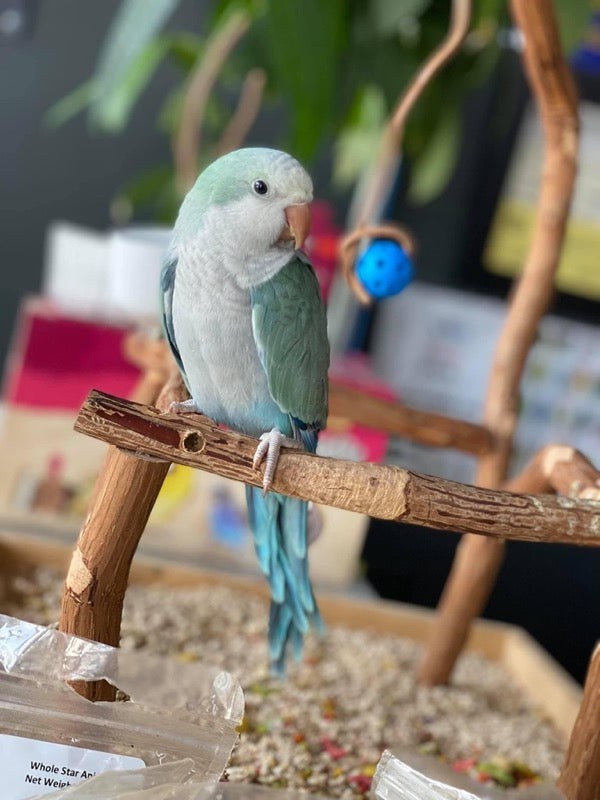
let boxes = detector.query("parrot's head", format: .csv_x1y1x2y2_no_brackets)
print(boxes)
175,147,313,267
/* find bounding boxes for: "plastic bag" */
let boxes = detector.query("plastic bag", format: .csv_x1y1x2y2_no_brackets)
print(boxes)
0,614,244,799
213,785,335,800
372,750,565,800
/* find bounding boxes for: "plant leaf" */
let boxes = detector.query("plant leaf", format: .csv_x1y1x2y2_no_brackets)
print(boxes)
115,163,181,223
89,0,180,130
118,164,173,207
263,0,347,161
164,32,204,72
93,37,172,133
44,81,93,129
370,0,431,38
553,0,592,53
333,85,387,186
407,104,460,204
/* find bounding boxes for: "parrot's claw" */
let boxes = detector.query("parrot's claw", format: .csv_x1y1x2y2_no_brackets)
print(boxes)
168,398,201,414
253,428,302,494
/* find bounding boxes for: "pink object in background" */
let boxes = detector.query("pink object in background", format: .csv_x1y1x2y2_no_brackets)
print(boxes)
3,298,140,412
305,201,342,302
3,301,397,468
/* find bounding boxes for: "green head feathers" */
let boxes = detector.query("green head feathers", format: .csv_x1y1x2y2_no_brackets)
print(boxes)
175,147,313,238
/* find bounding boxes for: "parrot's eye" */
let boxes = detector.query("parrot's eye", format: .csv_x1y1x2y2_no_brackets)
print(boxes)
252,179,269,196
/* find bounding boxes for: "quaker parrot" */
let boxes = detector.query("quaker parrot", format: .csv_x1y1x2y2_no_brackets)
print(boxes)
160,147,330,674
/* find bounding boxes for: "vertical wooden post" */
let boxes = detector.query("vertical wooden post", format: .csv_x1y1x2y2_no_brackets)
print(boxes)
557,644,600,800
418,0,579,686
417,537,505,685
122,331,171,405
60,448,170,700
59,342,182,701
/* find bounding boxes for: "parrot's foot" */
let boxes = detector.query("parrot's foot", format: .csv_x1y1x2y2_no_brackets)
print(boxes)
168,398,201,414
253,428,302,494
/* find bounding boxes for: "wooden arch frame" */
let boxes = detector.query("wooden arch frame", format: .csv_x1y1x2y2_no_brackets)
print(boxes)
58,2,597,798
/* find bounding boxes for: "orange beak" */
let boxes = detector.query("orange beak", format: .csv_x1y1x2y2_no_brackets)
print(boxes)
278,202,311,250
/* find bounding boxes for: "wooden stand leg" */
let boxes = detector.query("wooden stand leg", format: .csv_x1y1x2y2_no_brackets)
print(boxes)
557,644,600,800
417,0,578,686
417,536,505,685
60,447,170,700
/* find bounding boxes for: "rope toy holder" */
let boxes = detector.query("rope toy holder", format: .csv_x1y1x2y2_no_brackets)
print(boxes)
339,222,416,305
338,0,471,304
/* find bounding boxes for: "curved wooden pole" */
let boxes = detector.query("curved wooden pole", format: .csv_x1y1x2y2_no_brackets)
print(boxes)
215,68,266,157
354,0,472,232
328,381,493,456
59,379,187,701
504,445,600,500
173,9,251,194
124,335,496,457
418,0,579,687
60,450,170,701
557,643,600,800
388,0,472,141
62,387,599,703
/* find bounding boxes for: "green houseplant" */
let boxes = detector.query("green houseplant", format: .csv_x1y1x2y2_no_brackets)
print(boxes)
47,0,590,222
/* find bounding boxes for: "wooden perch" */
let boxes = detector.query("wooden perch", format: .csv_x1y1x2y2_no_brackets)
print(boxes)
557,643,600,800
354,0,472,230
75,390,600,547
125,334,494,457
63,387,599,718
60,375,176,701
122,331,171,405
173,9,251,194
61,449,170,701
418,0,580,688
505,445,600,500
328,382,493,455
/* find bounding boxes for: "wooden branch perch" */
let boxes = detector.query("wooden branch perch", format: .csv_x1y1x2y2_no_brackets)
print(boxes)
505,445,600,500
60,377,175,701
127,335,495,457
388,0,472,142
355,0,472,229
74,391,600,548
63,388,599,710
216,67,266,156
477,0,578,490
61,449,170,701
328,382,493,456
122,331,171,405
557,643,600,800
173,9,251,194
419,0,580,687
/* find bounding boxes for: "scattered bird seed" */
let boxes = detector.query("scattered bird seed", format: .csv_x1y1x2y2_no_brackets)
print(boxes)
3,568,565,797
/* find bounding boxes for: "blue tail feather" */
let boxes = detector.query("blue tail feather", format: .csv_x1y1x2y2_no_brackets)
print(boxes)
247,490,285,602
291,623,304,663
268,602,293,665
246,484,324,674
281,495,307,559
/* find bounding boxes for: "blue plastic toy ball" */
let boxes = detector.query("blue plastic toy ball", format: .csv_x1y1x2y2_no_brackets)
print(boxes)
356,239,414,299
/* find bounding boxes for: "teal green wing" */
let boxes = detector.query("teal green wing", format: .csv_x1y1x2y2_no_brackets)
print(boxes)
250,251,329,442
